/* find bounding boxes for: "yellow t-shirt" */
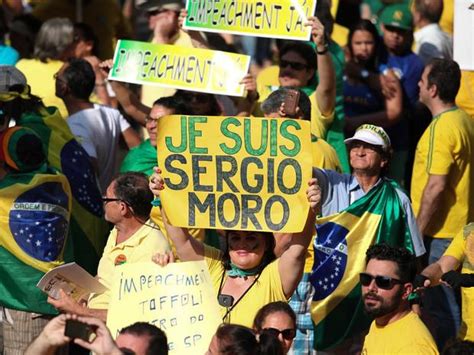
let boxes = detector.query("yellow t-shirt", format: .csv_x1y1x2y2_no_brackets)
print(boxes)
255,65,334,139
88,220,170,309
411,107,474,238
444,225,474,341
16,59,67,118
140,31,193,107
204,245,287,328
311,135,342,172
362,311,439,354
456,71,474,118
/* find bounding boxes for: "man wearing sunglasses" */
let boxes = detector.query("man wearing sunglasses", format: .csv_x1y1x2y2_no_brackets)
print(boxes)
361,244,438,354
48,172,170,321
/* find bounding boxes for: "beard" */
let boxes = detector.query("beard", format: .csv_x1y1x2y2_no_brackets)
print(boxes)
362,288,403,318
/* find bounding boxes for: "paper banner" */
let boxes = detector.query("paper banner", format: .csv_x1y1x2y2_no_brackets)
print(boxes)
107,261,221,354
157,115,312,233
184,0,317,41
109,40,250,96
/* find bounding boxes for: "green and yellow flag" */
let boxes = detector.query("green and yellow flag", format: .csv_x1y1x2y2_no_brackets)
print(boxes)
310,179,415,350
17,107,109,274
0,169,72,314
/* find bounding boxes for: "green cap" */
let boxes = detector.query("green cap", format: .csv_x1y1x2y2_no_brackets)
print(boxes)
380,4,413,30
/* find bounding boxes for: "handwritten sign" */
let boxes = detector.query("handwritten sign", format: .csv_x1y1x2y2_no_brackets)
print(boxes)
109,40,250,97
184,0,317,41
157,115,312,232
107,261,221,354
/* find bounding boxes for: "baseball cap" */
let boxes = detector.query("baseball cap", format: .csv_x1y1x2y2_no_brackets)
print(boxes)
380,4,413,31
0,66,27,94
344,124,391,151
137,0,184,12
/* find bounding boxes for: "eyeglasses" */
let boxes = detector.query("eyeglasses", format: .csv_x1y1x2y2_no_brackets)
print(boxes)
101,197,122,204
279,60,308,71
359,272,403,290
261,327,296,340
145,115,160,124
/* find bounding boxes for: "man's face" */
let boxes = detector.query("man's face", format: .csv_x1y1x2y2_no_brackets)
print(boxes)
102,181,123,223
349,141,387,176
382,25,412,55
146,105,174,147
54,64,69,99
361,259,405,318
116,333,151,355
418,65,432,105
278,50,314,88
147,8,179,36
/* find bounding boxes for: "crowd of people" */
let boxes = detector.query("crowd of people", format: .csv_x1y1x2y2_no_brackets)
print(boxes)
0,0,474,354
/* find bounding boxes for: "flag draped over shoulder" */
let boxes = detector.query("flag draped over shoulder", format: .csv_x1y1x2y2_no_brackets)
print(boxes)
0,170,71,314
310,179,414,350
17,107,109,274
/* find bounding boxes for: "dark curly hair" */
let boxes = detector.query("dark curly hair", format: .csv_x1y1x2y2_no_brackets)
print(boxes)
365,243,416,283
253,301,296,333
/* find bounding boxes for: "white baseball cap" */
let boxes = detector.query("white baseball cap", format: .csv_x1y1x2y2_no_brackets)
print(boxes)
344,124,391,150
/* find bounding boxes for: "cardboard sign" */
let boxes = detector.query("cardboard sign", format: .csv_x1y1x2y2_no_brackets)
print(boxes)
184,0,317,41
157,115,312,233
109,40,250,96
107,261,221,354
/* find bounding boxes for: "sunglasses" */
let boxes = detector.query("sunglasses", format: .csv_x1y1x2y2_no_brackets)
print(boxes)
146,9,167,17
359,272,403,290
261,327,296,340
101,197,122,204
279,60,308,71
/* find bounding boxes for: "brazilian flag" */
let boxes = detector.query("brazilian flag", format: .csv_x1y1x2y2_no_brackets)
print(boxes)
310,179,415,350
0,169,72,314
17,107,109,274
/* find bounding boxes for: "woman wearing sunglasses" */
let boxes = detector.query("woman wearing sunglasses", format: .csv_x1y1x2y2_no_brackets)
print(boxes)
253,302,297,354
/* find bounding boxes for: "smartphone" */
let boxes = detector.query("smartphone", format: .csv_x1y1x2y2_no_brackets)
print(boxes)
64,319,96,342
283,89,300,117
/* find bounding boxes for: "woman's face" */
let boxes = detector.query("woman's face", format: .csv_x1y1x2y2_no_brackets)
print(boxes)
351,29,376,64
146,104,174,147
260,311,296,354
228,231,267,270
278,50,314,88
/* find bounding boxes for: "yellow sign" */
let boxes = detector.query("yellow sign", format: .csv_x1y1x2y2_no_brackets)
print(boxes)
107,261,221,354
184,0,317,41
157,115,312,232
109,40,250,97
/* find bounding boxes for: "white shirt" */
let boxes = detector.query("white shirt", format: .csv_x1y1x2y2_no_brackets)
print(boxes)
67,104,130,192
414,23,453,64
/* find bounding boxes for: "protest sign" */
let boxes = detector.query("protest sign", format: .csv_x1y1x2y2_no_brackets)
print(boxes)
184,0,317,41
107,261,221,354
109,40,250,96
157,115,312,233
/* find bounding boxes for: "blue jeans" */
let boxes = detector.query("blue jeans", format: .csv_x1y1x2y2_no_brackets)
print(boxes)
423,237,461,350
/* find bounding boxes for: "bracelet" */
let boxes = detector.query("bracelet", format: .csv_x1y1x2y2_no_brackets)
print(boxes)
316,43,329,55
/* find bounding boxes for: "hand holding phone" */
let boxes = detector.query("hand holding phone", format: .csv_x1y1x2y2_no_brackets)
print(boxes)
283,89,300,117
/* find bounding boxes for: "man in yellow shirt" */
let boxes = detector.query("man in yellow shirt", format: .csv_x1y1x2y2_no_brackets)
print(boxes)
411,58,474,349
47,172,170,321
361,244,438,354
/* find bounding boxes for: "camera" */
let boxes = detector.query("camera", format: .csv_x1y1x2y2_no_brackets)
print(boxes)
218,294,234,308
